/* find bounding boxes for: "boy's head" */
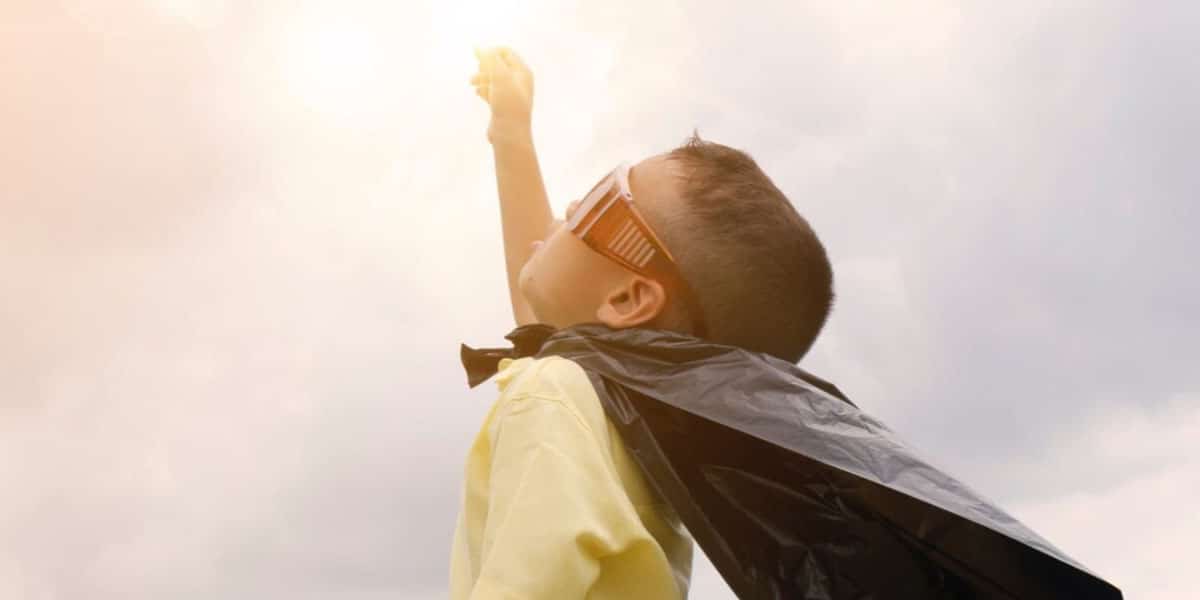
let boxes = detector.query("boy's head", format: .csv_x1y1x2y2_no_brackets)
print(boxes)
518,132,834,363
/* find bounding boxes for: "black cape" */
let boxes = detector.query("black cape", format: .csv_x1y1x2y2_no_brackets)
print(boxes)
461,323,1123,600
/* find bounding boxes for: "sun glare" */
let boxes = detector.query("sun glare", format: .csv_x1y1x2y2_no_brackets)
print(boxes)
428,0,532,76
274,1,530,121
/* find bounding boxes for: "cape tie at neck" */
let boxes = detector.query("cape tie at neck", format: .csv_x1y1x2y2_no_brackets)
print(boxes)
459,323,558,388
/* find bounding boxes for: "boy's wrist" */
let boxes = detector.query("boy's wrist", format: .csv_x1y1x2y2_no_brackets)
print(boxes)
488,118,534,150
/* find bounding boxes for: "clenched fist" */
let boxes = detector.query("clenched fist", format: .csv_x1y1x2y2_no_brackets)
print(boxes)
470,46,535,145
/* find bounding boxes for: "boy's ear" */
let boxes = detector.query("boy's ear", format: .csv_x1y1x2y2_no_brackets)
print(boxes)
595,276,667,329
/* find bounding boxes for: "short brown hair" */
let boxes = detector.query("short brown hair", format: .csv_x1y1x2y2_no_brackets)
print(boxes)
649,132,834,363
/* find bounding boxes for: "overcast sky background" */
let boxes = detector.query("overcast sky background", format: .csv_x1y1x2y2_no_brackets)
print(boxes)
2,1,1196,598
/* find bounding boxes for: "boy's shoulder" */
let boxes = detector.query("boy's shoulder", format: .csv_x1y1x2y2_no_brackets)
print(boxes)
495,355,593,404
491,355,671,510
493,355,609,438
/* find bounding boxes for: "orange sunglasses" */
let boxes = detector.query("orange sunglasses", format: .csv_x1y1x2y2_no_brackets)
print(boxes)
567,162,708,338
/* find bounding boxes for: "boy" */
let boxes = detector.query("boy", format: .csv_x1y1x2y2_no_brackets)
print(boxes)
450,47,834,599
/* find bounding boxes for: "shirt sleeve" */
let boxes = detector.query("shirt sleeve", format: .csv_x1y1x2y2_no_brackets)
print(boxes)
468,393,652,600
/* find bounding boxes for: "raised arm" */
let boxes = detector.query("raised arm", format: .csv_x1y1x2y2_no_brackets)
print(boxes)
471,47,552,327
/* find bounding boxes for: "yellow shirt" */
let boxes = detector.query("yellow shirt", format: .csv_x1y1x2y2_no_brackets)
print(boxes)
450,355,693,599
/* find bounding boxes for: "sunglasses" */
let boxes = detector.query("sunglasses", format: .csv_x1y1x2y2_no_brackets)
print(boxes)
566,162,708,338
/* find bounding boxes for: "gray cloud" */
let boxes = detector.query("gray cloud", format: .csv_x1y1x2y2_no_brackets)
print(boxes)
2,1,1195,599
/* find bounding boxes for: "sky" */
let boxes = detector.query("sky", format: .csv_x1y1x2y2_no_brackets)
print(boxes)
1,1,1196,598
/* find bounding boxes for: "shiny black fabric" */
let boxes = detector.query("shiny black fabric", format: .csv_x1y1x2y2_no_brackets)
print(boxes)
461,323,1123,600
460,323,558,388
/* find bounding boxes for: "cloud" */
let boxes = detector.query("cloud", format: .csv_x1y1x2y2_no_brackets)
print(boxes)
1,1,1195,599
1008,394,1200,599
